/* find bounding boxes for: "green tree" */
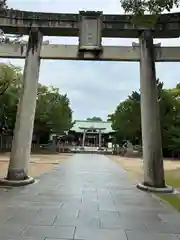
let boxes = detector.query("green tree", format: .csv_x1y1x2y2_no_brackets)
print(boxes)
120,0,179,15
87,117,102,121
0,63,73,145
110,91,141,145
0,0,7,9
0,63,22,133
110,80,180,157
161,85,180,157
0,63,21,96
34,85,72,143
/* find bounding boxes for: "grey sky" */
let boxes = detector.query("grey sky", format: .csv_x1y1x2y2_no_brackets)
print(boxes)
1,0,180,120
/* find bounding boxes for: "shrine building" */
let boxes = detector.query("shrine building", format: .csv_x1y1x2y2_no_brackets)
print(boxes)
69,120,115,148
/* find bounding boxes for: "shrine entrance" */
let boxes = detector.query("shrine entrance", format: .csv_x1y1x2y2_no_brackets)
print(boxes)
0,9,174,193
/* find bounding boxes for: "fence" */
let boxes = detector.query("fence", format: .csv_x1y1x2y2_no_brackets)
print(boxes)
0,135,72,153
0,135,12,152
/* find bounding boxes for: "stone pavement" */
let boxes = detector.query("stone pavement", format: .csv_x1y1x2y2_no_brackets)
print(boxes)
0,154,180,240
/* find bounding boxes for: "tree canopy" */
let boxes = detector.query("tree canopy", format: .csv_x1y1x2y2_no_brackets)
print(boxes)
0,63,72,143
0,0,7,9
109,80,180,158
120,0,180,15
86,117,103,122
0,63,21,96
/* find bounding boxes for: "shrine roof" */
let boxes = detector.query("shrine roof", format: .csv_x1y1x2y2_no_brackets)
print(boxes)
70,120,114,133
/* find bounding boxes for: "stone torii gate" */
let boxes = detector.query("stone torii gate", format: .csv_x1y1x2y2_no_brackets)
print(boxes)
0,9,178,192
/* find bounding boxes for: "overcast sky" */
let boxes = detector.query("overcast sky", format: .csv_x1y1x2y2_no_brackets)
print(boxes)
1,0,180,120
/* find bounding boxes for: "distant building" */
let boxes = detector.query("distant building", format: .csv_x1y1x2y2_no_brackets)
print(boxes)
69,120,115,148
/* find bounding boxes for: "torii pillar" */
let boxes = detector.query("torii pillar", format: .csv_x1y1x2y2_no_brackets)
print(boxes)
0,28,43,186
137,30,172,192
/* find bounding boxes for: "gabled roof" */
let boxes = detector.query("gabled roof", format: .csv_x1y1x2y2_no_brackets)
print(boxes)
70,120,114,133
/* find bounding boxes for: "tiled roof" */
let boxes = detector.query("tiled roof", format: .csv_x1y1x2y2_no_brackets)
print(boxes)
70,120,114,133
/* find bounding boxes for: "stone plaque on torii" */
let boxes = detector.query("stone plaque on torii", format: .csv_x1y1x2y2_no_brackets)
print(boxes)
78,11,103,58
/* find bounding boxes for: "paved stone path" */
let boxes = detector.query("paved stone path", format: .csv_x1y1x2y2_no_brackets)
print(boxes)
0,154,180,240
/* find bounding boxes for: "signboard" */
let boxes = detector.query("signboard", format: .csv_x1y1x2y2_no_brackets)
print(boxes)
79,11,102,51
